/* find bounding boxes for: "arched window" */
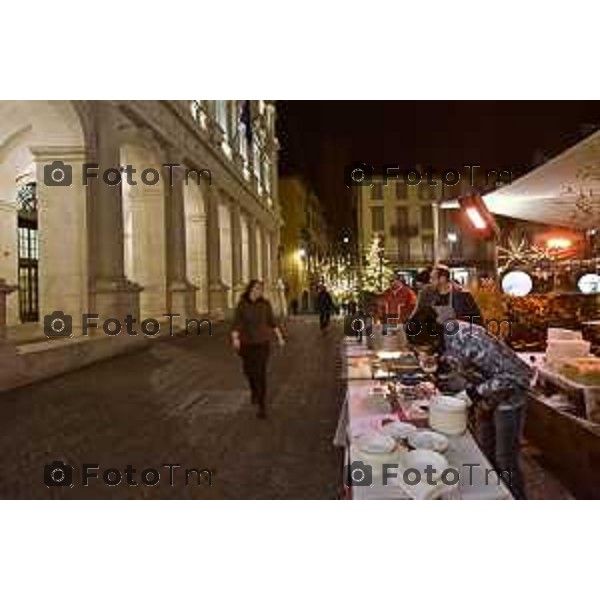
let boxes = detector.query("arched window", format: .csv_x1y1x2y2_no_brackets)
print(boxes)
16,182,39,322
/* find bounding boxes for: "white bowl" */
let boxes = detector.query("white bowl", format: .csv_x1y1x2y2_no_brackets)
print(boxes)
401,449,448,481
407,430,449,453
354,432,397,454
381,421,417,440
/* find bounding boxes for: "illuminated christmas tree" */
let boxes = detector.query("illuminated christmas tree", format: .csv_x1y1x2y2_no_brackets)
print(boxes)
361,234,393,293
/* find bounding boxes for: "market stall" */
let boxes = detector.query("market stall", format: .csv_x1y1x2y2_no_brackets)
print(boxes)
334,334,512,500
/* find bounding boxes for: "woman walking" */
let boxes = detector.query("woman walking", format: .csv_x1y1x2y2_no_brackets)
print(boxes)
231,280,285,418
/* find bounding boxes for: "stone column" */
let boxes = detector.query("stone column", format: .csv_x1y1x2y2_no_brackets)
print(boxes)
262,229,271,287
0,279,18,380
254,221,263,280
270,229,280,285
164,161,197,320
33,146,91,332
0,171,19,326
89,101,140,322
247,216,259,280
185,206,209,315
230,202,244,304
0,279,17,339
206,187,228,318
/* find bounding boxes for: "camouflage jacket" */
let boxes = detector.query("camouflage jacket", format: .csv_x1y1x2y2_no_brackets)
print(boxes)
441,321,533,407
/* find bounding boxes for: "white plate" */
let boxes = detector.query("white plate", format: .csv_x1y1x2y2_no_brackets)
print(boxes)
354,432,397,454
376,351,403,360
401,449,448,481
381,421,417,440
407,430,449,453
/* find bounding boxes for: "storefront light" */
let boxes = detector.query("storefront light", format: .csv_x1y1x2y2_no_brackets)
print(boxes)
547,238,572,250
465,207,487,230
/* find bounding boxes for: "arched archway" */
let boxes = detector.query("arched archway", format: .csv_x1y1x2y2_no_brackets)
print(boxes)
0,101,87,332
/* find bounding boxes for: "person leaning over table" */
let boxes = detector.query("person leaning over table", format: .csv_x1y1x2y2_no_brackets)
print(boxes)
406,305,534,499
231,279,285,419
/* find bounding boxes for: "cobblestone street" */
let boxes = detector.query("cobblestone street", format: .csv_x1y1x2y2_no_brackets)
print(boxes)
0,317,345,499
0,315,575,500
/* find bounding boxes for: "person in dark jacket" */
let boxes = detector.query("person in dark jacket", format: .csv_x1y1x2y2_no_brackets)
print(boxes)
414,265,481,325
231,280,285,418
406,305,534,499
316,285,336,331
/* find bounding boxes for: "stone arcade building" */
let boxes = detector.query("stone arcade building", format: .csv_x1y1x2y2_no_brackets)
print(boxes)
0,100,281,390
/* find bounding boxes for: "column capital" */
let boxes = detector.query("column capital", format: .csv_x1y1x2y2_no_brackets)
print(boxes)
30,146,88,162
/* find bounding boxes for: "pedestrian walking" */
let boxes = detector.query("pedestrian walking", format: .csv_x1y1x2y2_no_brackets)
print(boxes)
231,280,285,419
317,284,336,331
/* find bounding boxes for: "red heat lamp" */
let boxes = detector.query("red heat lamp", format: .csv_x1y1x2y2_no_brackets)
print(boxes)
458,194,499,240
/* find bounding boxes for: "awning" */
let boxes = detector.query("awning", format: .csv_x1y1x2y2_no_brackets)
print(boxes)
483,129,600,230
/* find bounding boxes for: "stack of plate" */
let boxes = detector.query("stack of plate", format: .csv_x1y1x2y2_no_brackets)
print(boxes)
429,395,468,435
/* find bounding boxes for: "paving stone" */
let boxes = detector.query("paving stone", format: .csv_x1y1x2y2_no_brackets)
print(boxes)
0,317,344,499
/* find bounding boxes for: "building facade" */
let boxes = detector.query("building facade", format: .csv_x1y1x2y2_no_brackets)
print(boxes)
0,100,281,342
279,176,330,311
355,175,443,273
355,175,504,285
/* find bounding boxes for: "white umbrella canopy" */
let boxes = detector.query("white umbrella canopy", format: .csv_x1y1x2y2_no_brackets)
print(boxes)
483,129,600,230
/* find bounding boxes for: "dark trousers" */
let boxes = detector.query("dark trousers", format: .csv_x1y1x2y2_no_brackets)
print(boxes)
319,311,331,330
240,342,270,408
476,395,528,499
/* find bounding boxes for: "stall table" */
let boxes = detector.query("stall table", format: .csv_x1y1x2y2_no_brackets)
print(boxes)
336,340,513,500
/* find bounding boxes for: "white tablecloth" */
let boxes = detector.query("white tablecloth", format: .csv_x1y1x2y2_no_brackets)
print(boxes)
335,379,513,500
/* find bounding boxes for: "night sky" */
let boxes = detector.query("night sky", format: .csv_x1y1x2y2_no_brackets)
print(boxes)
277,101,600,234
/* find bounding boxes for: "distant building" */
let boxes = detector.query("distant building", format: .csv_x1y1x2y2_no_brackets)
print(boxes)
355,174,444,277
279,176,330,311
